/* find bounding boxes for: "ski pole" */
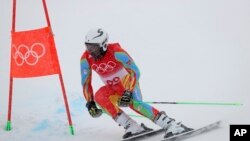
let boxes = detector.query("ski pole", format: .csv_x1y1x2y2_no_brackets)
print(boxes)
135,101,243,106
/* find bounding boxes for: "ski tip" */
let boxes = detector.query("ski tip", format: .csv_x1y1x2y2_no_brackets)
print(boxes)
207,120,222,129
215,120,222,125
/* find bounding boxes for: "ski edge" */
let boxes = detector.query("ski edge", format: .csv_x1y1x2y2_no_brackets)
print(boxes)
161,120,222,141
121,128,165,141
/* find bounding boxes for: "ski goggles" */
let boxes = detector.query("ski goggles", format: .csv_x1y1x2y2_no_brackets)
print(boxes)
85,43,101,53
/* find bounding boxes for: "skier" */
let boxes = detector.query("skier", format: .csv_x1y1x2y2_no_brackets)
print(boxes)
80,28,193,139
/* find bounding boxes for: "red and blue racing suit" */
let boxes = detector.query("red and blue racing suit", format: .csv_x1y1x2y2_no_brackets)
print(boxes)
80,43,159,120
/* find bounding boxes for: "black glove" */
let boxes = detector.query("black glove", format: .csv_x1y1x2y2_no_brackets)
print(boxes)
118,90,133,107
86,101,103,118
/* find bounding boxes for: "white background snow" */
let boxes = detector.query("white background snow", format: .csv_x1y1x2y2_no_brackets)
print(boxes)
0,0,250,141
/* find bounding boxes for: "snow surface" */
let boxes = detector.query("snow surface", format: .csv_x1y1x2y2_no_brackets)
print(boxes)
0,0,250,141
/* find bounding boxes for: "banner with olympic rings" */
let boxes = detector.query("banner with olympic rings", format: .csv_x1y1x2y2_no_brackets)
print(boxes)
10,26,60,77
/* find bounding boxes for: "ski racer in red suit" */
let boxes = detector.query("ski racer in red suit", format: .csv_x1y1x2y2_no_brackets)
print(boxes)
80,28,192,139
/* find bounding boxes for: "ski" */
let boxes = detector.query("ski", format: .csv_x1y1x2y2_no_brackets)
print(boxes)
161,120,221,141
122,128,165,141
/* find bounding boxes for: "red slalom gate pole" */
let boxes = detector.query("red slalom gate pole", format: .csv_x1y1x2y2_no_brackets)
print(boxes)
6,0,17,131
42,0,74,135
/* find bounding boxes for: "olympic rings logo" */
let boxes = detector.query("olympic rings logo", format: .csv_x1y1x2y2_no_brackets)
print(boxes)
91,61,116,73
12,43,46,66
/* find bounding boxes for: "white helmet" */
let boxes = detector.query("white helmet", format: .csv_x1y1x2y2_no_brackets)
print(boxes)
85,28,109,51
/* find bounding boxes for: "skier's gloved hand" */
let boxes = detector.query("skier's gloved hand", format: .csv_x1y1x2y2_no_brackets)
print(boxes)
118,90,133,107
86,101,103,118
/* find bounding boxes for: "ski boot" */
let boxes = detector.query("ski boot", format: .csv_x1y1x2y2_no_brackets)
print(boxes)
153,111,193,138
115,112,153,139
